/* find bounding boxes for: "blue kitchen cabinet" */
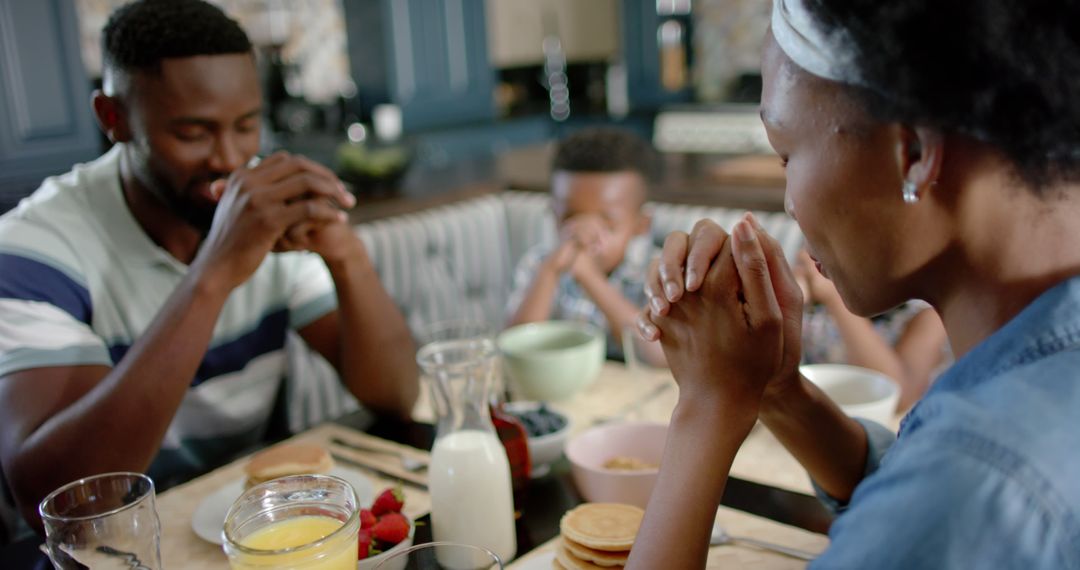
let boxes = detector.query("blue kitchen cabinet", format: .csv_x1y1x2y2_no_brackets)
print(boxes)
622,0,694,111
410,115,551,169
341,0,496,133
0,0,100,213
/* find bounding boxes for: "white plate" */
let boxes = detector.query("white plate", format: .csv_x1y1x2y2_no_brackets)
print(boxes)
190,467,376,545
512,550,556,569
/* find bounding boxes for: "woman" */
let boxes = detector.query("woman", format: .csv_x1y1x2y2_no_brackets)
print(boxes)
629,0,1080,568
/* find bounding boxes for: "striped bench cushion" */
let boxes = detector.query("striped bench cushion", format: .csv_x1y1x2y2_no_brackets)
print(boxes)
285,191,802,431
502,191,803,264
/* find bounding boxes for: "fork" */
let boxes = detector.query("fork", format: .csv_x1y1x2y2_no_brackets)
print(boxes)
330,437,428,472
710,522,817,560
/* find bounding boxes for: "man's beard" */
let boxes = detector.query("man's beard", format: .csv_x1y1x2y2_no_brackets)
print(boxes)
124,146,225,236
145,170,221,236
167,188,217,236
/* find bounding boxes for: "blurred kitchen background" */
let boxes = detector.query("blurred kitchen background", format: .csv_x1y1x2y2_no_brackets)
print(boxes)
0,0,784,216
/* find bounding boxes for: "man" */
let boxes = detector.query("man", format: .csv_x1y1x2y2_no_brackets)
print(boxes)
0,0,417,532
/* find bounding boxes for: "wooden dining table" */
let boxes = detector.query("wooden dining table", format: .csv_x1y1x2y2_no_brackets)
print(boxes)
146,361,898,569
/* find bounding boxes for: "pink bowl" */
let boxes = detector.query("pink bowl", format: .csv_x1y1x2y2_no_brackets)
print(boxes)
565,422,667,508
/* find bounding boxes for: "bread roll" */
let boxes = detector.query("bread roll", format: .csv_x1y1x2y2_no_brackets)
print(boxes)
244,443,334,489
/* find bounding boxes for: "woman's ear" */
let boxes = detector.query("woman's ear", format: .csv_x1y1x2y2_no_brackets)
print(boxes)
91,90,132,143
897,125,945,196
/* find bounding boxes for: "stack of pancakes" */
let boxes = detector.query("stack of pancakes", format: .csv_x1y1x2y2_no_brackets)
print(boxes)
243,442,334,489
554,503,644,569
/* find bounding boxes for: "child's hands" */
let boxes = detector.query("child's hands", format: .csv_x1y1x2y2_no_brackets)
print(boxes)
569,244,603,279
793,250,840,306
562,214,610,257
545,239,583,274
547,215,610,274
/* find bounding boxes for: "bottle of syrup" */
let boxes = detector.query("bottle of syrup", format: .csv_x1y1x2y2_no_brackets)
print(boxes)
489,375,531,499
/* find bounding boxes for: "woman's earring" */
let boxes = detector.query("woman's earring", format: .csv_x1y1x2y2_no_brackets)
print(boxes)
902,180,920,204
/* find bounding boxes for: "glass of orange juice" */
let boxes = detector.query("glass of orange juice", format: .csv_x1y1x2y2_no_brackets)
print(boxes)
222,474,360,570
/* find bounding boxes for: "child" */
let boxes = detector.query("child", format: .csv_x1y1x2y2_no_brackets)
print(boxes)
506,128,660,363
794,250,949,412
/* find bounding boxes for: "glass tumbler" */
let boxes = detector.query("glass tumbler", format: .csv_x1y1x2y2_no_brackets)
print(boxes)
39,472,162,570
374,541,503,570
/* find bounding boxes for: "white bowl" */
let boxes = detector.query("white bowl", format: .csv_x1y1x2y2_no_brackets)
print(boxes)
357,523,415,570
503,401,572,477
800,364,900,426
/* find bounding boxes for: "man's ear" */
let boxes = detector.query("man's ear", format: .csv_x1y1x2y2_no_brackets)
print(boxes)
91,90,132,143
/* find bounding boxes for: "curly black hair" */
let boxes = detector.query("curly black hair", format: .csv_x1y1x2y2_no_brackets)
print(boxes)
102,0,251,77
807,0,1080,188
552,127,657,182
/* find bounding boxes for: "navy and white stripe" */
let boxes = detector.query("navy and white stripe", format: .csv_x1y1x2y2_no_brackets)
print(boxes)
0,146,339,482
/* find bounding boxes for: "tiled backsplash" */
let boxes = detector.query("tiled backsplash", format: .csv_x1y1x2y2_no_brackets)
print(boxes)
74,0,352,104
693,0,772,102
74,0,771,106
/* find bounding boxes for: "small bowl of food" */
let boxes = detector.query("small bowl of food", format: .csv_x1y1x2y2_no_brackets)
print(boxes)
565,421,666,508
800,364,900,427
336,142,411,195
497,321,605,401
357,525,414,570
504,401,571,477
357,487,415,570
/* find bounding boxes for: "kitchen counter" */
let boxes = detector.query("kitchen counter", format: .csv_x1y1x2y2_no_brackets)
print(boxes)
281,135,787,224
496,144,787,212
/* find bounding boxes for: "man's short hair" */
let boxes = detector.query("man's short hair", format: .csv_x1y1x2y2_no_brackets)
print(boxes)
552,127,657,181
102,0,252,93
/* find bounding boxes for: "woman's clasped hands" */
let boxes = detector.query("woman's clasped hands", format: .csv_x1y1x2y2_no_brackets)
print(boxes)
636,213,806,425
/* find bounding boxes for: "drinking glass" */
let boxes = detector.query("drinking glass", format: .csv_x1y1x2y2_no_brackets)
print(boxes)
417,319,495,345
39,472,162,570
622,325,670,380
222,474,360,570
374,541,503,570
615,325,677,424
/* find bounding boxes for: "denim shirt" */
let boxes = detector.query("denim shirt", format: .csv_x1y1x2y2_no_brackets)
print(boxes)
811,276,1080,569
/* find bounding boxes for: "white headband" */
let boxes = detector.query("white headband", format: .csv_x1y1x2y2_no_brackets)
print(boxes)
771,0,863,86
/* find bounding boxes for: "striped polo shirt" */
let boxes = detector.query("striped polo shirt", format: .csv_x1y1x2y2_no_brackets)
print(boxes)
0,146,338,486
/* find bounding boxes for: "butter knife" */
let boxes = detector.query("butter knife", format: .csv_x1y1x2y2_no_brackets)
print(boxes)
330,437,428,472
329,452,428,491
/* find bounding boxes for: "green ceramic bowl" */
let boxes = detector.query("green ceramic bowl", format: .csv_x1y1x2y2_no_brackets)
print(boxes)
497,321,606,401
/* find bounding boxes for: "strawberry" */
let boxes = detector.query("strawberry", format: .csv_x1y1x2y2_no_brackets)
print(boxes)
370,486,405,516
360,508,377,530
371,512,410,545
357,528,372,560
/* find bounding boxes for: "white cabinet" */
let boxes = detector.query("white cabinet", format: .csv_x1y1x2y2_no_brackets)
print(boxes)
485,0,619,67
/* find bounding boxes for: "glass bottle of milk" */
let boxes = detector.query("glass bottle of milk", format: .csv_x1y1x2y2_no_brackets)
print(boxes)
416,337,517,568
